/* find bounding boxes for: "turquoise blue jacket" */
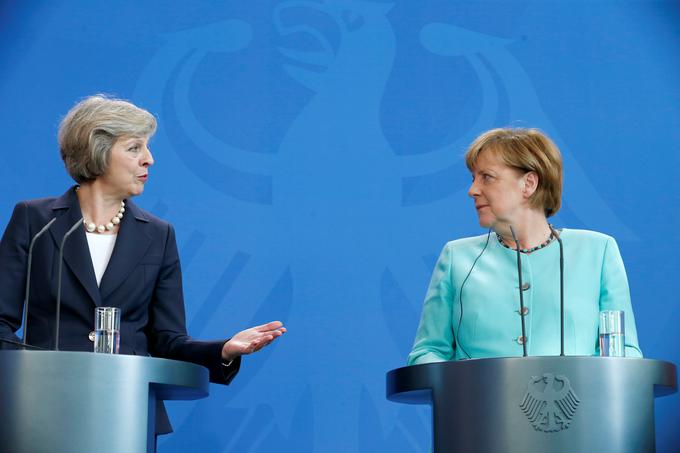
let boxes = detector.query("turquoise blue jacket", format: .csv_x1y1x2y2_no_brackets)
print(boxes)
408,229,642,364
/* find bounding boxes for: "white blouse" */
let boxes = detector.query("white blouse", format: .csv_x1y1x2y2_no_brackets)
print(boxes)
85,233,117,286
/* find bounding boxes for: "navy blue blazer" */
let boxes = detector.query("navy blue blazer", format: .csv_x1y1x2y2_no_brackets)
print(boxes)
0,186,240,432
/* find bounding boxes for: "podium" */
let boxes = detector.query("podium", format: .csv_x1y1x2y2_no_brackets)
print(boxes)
387,357,677,453
0,350,209,452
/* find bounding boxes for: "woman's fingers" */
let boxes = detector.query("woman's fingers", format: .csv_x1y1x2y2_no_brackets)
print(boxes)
223,321,286,360
255,320,284,332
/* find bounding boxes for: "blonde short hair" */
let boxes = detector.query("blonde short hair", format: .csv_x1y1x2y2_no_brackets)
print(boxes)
465,128,563,217
58,95,157,183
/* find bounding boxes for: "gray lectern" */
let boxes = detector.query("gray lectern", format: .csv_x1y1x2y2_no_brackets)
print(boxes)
0,350,209,452
387,357,677,453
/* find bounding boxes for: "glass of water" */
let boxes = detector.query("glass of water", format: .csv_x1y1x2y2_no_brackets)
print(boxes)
599,310,625,357
94,307,120,354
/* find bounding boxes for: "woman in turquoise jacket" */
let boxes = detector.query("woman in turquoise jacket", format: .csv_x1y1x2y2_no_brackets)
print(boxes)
408,128,642,364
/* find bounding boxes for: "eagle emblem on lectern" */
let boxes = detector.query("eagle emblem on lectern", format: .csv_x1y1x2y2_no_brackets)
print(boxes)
519,373,580,432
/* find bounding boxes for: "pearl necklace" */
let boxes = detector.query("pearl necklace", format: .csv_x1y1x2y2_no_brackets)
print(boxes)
84,201,125,233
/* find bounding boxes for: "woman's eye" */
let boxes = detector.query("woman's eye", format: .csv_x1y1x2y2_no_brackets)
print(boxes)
472,173,494,183
128,145,139,152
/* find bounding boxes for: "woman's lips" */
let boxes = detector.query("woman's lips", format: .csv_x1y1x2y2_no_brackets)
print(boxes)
138,174,148,182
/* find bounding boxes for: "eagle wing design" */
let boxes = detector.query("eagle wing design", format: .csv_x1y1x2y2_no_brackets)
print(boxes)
519,376,547,423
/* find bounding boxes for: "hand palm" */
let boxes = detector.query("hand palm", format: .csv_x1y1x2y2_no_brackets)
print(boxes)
221,321,285,361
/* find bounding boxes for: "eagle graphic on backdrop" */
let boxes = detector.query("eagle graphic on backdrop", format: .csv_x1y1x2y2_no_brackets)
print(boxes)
520,373,580,432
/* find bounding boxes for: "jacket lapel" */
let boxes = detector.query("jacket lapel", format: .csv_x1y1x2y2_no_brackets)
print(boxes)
49,187,102,306
98,199,152,300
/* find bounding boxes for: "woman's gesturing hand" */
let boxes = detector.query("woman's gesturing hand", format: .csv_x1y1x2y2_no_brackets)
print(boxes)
221,321,286,362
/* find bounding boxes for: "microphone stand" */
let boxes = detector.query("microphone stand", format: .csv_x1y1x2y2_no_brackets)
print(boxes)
549,225,565,356
508,225,528,357
55,217,83,351
0,338,48,350
22,217,57,345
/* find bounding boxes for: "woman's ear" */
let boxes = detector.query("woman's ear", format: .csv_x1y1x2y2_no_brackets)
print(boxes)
523,171,539,198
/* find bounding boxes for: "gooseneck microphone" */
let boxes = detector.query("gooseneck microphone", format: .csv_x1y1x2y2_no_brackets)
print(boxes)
456,229,492,359
508,225,528,357
54,217,83,351
549,225,565,356
21,217,57,344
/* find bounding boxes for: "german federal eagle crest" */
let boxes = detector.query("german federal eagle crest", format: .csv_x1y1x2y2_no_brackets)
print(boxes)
519,373,580,432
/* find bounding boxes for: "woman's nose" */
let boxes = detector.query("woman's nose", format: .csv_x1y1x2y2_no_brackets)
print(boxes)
468,179,479,198
141,147,154,167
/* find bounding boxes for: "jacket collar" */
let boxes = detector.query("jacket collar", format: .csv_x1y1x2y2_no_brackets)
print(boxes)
99,196,152,299
49,186,153,305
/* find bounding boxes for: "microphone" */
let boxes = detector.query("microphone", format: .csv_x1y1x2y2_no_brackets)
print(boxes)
548,225,565,356
21,217,57,345
508,225,528,357
54,217,83,351
456,229,492,359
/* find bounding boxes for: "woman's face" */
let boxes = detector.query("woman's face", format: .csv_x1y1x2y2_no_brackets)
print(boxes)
97,135,153,199
467,148,529,228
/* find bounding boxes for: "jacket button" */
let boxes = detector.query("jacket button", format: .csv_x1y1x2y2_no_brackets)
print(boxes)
521,282,530,291
518,306,529,316
88,331,95,342
516,336,527,345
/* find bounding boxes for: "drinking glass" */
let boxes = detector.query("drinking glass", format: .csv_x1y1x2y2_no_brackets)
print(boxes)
94,307,120,354
599,310,625,357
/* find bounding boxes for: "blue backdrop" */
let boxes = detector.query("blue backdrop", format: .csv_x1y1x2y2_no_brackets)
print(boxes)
1,1,678,451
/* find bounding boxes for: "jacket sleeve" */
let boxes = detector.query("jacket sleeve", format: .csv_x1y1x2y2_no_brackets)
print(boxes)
147,223,241,383
598,236,643,358
407,244,456,365
0,202,30,347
